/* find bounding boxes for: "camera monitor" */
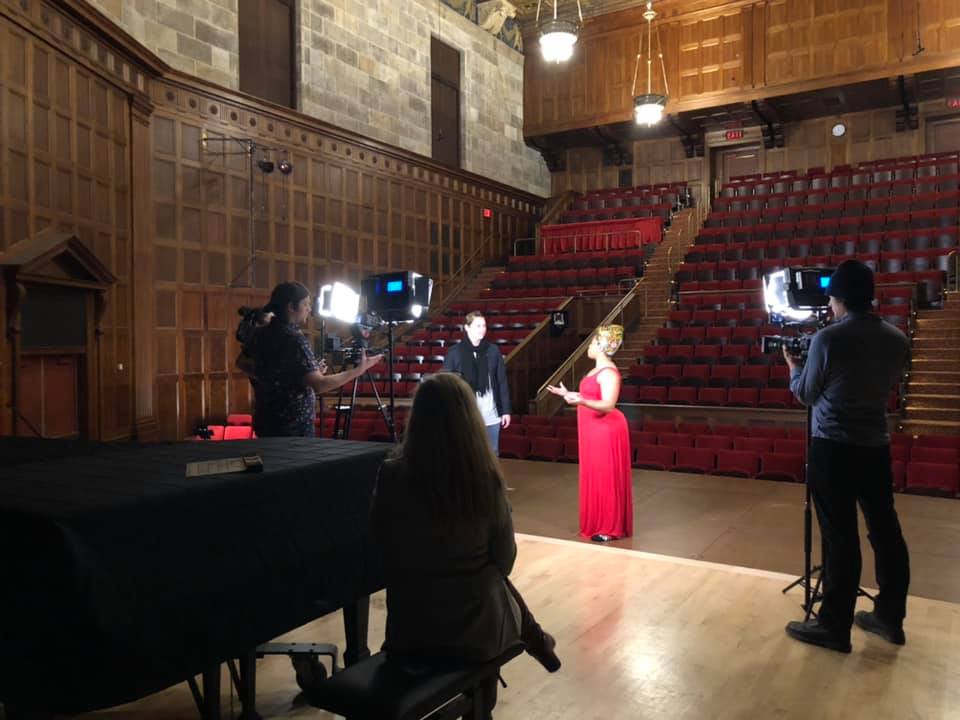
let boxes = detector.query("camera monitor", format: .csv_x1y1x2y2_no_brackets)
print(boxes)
763,267,832,324
361,271,433,322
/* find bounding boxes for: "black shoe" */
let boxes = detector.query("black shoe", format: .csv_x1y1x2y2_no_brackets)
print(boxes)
526,631,561,673
591,534,617,543
785,620,852,653
854,610,905,645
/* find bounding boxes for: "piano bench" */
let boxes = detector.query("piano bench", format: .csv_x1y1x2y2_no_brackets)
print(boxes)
307,644,524,720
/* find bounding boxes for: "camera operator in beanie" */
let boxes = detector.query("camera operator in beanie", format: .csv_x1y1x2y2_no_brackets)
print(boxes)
783,259,911,653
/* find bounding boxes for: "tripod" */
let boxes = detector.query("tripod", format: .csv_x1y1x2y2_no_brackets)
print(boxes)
331,322,401,443
781,405,874,620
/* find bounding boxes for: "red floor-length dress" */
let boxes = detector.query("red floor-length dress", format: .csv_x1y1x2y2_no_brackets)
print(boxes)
576,367,633,538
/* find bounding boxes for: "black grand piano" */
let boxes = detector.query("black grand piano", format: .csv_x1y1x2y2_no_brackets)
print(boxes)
0,437,389,718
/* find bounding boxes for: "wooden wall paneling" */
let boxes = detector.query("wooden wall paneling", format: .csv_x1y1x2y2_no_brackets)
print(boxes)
525,0,960,138
148,88,540,438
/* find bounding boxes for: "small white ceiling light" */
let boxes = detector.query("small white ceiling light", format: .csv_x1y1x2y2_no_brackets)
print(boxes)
536,0,583,64
631,1,668,127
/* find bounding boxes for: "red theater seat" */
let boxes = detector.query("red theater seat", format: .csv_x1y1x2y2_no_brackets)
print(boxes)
634,444,675,470
905,461,960,495
223,426,254,441
671,447,717,474
528,437,563,461
499,436,531,459
695,435,733,451
756,453,805,483
715,450,759,478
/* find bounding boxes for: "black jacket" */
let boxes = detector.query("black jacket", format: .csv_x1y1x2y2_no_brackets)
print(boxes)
441,340,512,418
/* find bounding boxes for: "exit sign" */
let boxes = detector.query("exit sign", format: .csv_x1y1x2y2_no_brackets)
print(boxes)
948,98,960,109
726,129,744,140
482,208,493,218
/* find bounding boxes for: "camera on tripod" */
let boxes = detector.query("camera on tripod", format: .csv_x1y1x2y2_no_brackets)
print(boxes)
761,267,834,360
324,320,383,368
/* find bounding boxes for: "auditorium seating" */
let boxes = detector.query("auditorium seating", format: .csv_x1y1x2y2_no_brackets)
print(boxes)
688,154,960,309
500,416,953,496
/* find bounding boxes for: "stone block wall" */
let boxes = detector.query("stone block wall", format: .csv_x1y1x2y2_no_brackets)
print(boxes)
86,0,548,196
87,0,238,88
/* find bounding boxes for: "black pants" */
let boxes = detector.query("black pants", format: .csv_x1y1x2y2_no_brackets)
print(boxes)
808,438,911,636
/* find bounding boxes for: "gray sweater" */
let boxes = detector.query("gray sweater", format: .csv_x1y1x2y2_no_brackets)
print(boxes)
789,313,910,447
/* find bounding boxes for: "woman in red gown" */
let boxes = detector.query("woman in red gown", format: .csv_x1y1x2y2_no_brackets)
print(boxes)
547,325,633,542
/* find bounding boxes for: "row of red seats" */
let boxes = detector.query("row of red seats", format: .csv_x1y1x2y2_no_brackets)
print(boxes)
579,182,687,199
676,271,930,293
507,249,651,271
478,286,623,299
618,385,901,412
656,323,785,341
445,299,561,315
705,205,960,228
561,203,671,221
619,385,798,408
675,264,944,307
409,329,530,345
680,250,953,275
714,186,960,210
628,362,791,386
492,267,638,288
690,234,959,261
194,425,257,441
432,314,545,328
699,219,959,243
722,157,959,194
675,285,914,310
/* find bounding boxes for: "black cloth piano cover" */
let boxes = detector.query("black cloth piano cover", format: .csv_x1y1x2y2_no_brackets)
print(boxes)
0,438,389,713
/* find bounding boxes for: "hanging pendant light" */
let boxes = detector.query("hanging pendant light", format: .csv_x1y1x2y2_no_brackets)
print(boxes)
631,1,669,126
536,0,583,64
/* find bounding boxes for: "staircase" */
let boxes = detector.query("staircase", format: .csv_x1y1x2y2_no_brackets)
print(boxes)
616,209,699,372
901,290,960,436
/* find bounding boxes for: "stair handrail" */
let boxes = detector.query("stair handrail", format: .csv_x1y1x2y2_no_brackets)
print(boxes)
429,234,500,316
533,282,647,415
539,190,577,232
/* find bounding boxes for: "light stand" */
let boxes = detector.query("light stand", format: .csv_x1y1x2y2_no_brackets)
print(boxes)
781,404,822,619
200,134,293,288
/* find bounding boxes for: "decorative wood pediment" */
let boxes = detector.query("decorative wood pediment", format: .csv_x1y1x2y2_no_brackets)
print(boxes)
0,231,116,289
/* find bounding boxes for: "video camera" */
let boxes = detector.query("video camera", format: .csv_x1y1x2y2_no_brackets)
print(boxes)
324,320,387,368
761,267,833,361
236,306,270,346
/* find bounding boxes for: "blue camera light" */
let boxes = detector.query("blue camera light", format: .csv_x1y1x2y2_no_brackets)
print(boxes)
820,276,831,289
386,280,404,293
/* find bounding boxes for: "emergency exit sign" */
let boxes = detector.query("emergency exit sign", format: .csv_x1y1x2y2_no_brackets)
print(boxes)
726,129,744,141
483,208,493,218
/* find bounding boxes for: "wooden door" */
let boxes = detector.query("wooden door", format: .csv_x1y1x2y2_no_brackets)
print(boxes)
431,37,461,168
239,0,295,108
17,354,80,438
719,145,762,184
926,118,960,153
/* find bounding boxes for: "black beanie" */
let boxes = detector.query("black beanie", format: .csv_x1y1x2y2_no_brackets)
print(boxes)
827,260,874,308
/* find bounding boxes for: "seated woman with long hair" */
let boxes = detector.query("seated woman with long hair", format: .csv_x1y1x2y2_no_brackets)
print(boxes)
373,373,560,692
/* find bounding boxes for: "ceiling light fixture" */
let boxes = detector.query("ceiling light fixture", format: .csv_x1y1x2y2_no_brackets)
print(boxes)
536,0,583,64
631,1,669,127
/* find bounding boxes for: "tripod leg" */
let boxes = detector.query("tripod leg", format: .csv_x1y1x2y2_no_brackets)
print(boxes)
367,370,396,441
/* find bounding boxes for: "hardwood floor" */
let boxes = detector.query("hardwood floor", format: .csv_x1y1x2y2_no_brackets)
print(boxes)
17,460,960,719
70,535,960,719
503,459,960,605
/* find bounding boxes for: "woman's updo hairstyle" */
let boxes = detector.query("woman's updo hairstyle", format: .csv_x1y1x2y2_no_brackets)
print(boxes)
264,281,310,318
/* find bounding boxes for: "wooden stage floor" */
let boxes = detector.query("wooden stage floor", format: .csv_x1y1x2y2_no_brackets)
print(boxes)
71,534,960,719
503,459,960,605
36,460,960,719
